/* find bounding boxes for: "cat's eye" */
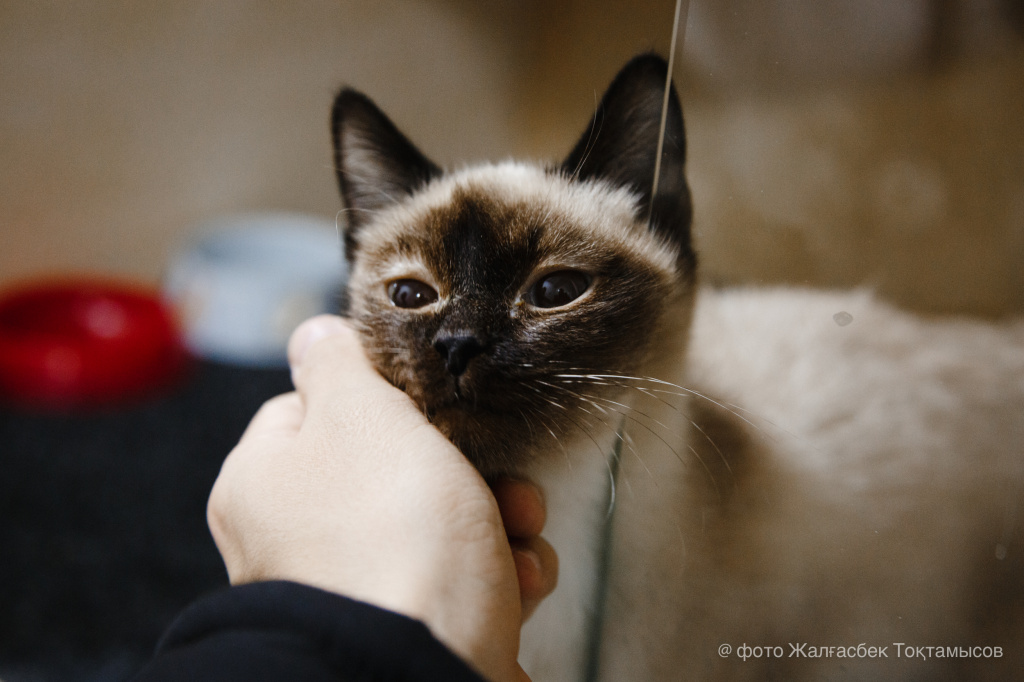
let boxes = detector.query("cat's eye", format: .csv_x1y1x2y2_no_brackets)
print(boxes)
388,279,438,308
529,270,591,309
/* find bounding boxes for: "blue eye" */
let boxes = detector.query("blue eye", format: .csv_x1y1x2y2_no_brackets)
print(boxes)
388,279,438,308
529,270,590,309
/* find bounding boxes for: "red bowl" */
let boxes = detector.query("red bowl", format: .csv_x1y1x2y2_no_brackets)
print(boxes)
0,278,189,409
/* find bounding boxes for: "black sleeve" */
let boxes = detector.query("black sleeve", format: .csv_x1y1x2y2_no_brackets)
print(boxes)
132,580,487,682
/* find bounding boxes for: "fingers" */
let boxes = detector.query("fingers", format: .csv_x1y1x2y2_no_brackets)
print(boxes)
288,315,372,399
492,479,557,622
286,315,430,441
513,536,558,621
237,392,305,445
492,479,545,538
211,392,305,568
287,315,352,371
287,315,392,401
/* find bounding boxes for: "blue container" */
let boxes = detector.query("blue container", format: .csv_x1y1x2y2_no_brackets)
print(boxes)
164,213,347,367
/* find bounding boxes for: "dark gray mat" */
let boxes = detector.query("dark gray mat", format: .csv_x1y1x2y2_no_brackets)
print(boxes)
0,362,293,681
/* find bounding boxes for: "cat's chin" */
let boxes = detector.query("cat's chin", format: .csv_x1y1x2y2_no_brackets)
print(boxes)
426,404,534,476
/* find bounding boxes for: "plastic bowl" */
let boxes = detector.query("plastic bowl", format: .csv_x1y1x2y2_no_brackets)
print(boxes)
0,279,188,409
162,213,346,367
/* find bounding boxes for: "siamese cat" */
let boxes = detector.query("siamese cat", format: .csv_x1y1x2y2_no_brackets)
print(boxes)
330,54,1024,680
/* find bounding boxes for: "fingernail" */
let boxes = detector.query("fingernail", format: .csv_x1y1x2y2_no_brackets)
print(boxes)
513,548,542,590
288,315,349,369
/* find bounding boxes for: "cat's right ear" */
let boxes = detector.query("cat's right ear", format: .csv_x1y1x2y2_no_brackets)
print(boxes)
331,89,441,254
561,54,692,262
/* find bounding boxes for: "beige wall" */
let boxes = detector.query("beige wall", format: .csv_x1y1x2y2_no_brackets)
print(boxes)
2,1,1022,316
0,1,526,285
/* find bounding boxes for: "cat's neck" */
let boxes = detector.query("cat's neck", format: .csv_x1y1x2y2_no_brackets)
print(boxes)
519,294,695,681
519,414,629,680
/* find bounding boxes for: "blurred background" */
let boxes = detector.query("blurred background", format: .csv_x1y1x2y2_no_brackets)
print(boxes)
2,0,1022,316
1,1,1023,680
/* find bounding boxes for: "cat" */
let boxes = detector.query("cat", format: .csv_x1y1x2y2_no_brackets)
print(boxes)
329,53,1024,680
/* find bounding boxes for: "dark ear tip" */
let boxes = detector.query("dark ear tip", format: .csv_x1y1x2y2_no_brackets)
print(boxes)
331,88,373,134
332,87,373,111
623,52,669,73
329,84,442,227
615,52,670,88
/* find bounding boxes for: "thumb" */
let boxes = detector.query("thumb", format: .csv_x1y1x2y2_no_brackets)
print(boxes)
287,315,374,397
286,315,427,430
287,314,352,378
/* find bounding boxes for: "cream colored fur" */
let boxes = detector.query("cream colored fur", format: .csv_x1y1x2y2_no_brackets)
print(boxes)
521,286,1024,680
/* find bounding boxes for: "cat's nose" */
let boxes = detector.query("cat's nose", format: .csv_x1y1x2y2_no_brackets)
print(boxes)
433,334,485,377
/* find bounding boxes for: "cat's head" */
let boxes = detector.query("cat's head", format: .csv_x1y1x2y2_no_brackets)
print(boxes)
331,54,696,475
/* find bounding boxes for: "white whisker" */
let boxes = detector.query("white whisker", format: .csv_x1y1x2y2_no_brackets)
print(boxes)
553,371,776,443
541,377,724,498
533,380,656,485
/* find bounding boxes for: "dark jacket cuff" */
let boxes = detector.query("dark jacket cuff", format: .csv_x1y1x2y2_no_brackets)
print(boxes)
133,580,486,682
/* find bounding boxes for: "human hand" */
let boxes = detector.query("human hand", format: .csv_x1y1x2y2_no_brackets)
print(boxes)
207,315,556,682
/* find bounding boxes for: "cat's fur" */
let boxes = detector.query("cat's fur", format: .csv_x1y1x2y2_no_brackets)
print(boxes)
330,54,1024,680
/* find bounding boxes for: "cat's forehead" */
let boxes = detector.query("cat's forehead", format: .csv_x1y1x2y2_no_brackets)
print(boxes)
351,161,678,275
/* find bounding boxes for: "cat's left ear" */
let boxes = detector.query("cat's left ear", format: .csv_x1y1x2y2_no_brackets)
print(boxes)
562,54,692,258
331,89,441,258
